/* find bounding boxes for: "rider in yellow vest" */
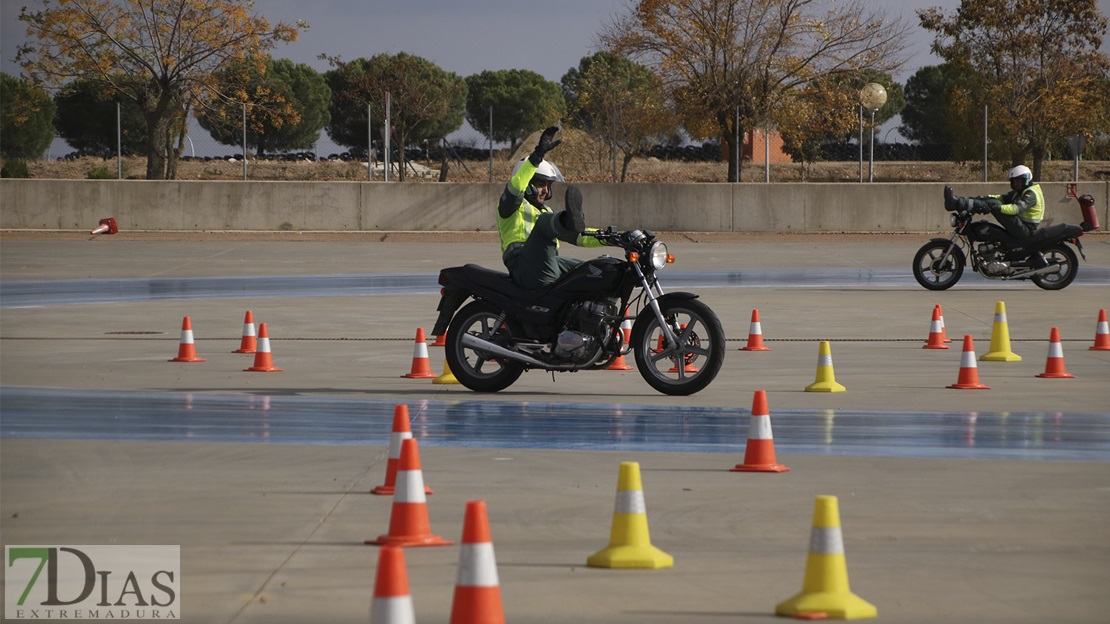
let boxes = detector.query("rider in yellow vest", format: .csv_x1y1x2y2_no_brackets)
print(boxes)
944,165,1047,267
498,126,606,289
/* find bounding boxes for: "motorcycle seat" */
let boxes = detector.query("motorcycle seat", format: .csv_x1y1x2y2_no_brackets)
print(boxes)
458,263,548,300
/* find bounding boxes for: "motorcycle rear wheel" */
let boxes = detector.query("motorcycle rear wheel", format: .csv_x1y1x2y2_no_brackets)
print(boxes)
913,241,965,290
1031,244,1079,290
631,298,725,396
445,300,525,392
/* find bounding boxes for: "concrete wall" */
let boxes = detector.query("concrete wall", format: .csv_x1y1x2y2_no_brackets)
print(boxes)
2,179,1107,233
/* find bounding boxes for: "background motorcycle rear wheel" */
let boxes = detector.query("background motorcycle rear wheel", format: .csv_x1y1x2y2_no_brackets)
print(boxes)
445,300,525,392
913,241,965,290
1031,244,1079,290
631,298,725,396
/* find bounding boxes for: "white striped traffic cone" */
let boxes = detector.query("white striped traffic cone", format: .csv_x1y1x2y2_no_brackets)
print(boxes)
740,309,772,351
587,461,673,569
367,438,452,547
372,405,433,495
450,500,505,624
981,301,1021,362
369,546,415,624
244,323,282,372
1036,327,1075,379
730,390,789,472
232,310,257,353
401,328,437,379
805,341,845,392
169,316,206,362
948,335,988,389
923,306,948,349
1091,309,1110,350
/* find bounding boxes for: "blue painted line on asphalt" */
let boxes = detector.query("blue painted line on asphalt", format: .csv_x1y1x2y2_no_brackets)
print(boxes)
5,267,1109,308
2,387,1107,462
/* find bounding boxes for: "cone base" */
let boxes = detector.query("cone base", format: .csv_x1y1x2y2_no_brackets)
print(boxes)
1036,371,1075,379
402,372,437,379
586,544,674,569
740,345,772,351
232,347,257,354
947,382,989,389
922,343,949,350
1089,345,1110,351
169,356,206,362
731,463,790,473
432,373,460,384
805,381,846,393
605,359,634,370
367,534,452,547
980,352,1021,362
371,485,435,496
245,365,283,372
776,590,877,620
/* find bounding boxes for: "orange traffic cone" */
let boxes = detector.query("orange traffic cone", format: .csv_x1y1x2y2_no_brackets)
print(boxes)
1090,309,1110,351
367,438,452,547
244,323,282,372
923,306,949,349
731,390,789,473
232,310,257,353
369,546,416,624
90,217,118,235
430,331,447,348
1036,327,1076,379
169,316,206,362
937,304,953,343
665,325,698,373
401,328,437,379
373,405,433,496
450,500,505,624
606,315,634,371
948,335,989,389
740,309,772,351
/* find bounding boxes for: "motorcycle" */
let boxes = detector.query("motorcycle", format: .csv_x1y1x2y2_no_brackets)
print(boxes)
912,193,1098,291
430,222,725,396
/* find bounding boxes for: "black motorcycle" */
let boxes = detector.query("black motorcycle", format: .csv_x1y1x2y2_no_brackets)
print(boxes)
913,194,1096,291
430,226,725,396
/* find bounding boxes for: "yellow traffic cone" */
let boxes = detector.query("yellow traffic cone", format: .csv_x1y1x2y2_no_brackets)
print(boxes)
433,359,459,385
776,495,877,620
587,462,673,569
980,301,1021,362
805,341,846,392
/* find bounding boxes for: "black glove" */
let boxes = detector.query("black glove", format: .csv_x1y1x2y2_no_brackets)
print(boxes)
529,126,561,165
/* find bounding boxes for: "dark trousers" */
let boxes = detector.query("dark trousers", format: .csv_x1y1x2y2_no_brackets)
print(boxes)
991,210,1039,240
503,212,582,289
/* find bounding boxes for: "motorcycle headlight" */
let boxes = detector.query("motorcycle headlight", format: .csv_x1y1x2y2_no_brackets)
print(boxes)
649,241,669,270
949,213,958,227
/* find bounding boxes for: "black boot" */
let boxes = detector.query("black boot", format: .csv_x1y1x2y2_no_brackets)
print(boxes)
943,186,959,211
1029,252,1049,269
559,185,585,233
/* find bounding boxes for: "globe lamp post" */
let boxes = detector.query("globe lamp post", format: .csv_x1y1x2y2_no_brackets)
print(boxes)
859,83,887,183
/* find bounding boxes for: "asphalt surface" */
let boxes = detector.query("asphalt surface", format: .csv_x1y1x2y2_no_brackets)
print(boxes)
2,232,1109,623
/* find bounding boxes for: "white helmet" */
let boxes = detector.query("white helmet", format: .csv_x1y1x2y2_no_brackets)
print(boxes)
513,158,564,204
1007,165,1032,189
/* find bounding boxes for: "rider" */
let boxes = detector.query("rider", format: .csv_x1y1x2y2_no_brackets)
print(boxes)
498,125,607,289
944,165,1047,267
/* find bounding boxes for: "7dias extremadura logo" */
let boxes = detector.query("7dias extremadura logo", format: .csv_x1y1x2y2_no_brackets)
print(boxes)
5,546,180,620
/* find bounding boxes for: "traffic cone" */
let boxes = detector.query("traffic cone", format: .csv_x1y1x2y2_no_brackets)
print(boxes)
981,301,1021,362
1090,309,1110,351
948,335,989,389
430,331,447,347
1036,327,1075,379
731,390,789,472
232,310,257,353
373,405,433,496
805,341,846,392
168,316,206,362
450,500,505,624
936,304,953,343
775,495,877,620
90,217,118,235
666,325,698,373
740,309,772,351
401,328,437,379
369,546,415,624
606,315,634,371
244,323,282,372
923,306,949,349
433,359,460,384
367,438,452,547
586,461,673,569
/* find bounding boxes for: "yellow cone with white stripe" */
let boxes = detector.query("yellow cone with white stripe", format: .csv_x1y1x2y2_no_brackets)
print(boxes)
586,462,673,569
805,341,846,392
981,301,1022,361
776,495,876,620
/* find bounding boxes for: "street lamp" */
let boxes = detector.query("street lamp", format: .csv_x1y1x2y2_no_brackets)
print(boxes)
859,83,887,183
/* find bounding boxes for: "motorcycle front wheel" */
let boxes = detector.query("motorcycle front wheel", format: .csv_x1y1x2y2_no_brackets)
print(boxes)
445,300,525,392
1031,244,1079,290
913,241,965,290
631,298,725,396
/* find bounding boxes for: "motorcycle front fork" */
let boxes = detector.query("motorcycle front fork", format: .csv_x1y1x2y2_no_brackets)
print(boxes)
633,264,680,349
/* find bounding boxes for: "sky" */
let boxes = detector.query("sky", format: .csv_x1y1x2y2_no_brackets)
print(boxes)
2,0,1109,155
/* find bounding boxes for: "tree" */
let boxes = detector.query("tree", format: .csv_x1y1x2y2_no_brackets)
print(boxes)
196,58,330,155
899,63,983,160
919,0,1110,178
562,53,678,182
774,79,859,178
600,0,910,181
465,69,566,154
1,72,57,160
325,53,466,181
17,0,300,179
54,78,148,156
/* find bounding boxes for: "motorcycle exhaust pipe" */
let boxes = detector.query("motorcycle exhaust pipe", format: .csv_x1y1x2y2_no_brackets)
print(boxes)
461,333,548,367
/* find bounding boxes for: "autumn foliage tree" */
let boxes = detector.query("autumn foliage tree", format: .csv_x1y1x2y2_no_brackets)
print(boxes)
600,0,910,182
919,0,1110,178
561,52,678,182
465,69,566,154
17,0,301,179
